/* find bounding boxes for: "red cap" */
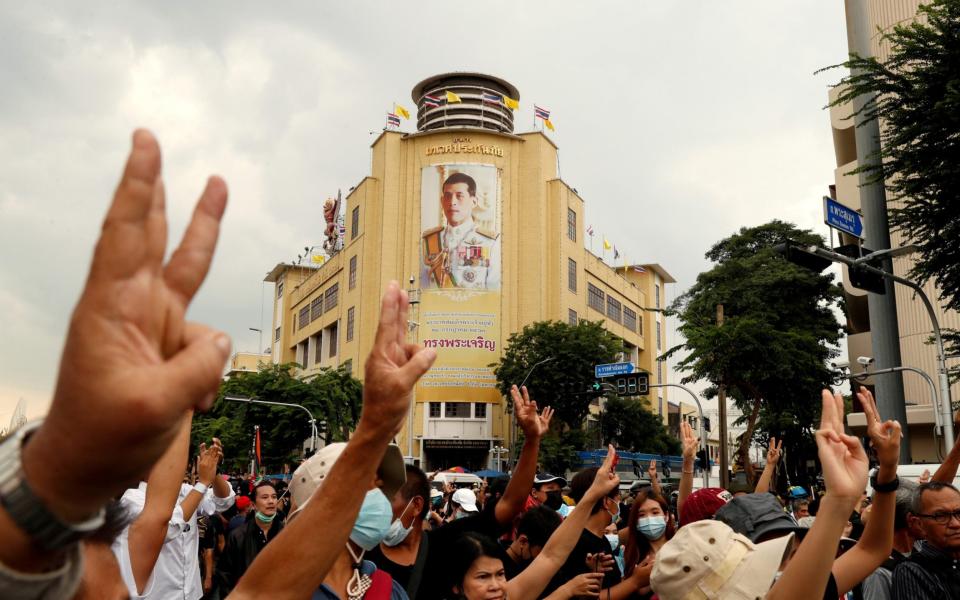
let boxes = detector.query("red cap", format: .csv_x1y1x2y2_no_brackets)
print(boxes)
680,487,733,526
235,496,252,511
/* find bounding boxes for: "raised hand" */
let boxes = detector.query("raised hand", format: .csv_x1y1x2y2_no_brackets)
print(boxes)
919,468,932,484
681,420,698,460
647,458,658,482
22,130,231,522
587,445,621,499
767,437,783,464
197,441,221,486
360,282,437,439
513,385,553,439
815,389,869,501
858,388,902,469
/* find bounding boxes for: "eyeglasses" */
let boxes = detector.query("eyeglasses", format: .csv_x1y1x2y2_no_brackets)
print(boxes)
916,510,960,525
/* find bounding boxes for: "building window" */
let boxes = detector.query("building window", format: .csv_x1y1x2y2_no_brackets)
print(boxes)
277,280,284,298
568,308,578,326
351,206,360,239
658,361,664,383
639,314,644,334
349,255,357,290
429,402,441,418
275,327,281,342
328,322,338,358
298,306,309,329
623,307,637,332
606,296,622,324
655,284,661,309
444,402,470,418
567,258,577,293
347,307,355,342
300,344,308,369
656,321,662,350
311,296,323,321
325,283,339,312
567,208,577,242
314,335,322,365
587,283,605,312
474,403,487,419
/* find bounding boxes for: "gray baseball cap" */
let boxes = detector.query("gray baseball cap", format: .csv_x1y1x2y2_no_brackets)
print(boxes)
714,493,804,543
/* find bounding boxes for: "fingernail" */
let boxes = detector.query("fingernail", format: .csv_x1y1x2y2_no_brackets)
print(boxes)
215,335,231,357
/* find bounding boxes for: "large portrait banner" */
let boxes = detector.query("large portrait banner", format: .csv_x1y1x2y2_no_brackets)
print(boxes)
417,164,502,402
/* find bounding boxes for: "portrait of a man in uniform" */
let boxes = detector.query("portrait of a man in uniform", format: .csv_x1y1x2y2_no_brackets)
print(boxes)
421,169,500,290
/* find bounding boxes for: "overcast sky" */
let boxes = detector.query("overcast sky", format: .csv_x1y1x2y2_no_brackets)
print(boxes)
0,1,852,423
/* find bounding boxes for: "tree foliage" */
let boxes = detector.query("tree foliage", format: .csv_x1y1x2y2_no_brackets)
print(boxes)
191,363,362,472
824,0,960,365
493,320,623,430
596,397,681,456
666,221,843,482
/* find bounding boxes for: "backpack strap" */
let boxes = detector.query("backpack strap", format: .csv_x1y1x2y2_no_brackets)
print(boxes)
405,534,429,599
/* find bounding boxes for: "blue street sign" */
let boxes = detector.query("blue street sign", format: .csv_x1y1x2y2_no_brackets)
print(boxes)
595,362,636,378
823,196,864,239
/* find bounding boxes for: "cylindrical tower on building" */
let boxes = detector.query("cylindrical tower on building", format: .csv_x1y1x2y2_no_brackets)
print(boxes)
411,72,520,134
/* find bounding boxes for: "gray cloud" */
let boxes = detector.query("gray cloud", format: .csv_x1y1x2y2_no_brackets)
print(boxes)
0,1,850,421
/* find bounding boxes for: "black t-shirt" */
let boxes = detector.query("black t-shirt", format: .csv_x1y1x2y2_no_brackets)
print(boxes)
415,510,508,600
498,539,526,581
544,529,621,597
366,545,415,590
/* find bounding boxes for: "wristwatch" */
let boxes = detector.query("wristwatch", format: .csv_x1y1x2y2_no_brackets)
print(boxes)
0,421,106,550
870,473,900,493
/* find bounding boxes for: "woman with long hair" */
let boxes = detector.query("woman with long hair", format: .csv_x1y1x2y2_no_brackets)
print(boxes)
445,447,620,600
621,488,675,595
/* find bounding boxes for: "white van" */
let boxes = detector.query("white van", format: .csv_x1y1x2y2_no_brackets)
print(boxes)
866,463,960,494
431,472,484,489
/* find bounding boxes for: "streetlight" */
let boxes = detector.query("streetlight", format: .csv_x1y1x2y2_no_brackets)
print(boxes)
648,383,710,489
249,327,263,355
224,396,321,453
491,445,509,473
509,357,557,469
777,242,955,453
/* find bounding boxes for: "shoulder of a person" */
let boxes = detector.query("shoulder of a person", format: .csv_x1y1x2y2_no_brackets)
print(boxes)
422,226,443,237
892,559,935,586
474,227,497,240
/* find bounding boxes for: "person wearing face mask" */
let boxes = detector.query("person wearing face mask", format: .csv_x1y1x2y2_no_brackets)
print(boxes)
287,442,409,600
502,506,562,578
366,465,432,598
214,481,283,596
622,488,675,597
527,474,569,514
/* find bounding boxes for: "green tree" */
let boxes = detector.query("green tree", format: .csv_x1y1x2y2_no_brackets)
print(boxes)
493,320,623,430
666,221,843,483
824,0,960,368
596,397,681,455
191,363,362,472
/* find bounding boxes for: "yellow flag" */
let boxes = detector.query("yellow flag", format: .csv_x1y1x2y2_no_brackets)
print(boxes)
502,95,519,110
395,104,410,119
446,90,462,103
311,254,326,264
544,118,555,131
603,238,611,251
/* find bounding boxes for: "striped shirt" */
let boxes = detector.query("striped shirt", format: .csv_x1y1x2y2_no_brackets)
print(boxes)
891,540,960,599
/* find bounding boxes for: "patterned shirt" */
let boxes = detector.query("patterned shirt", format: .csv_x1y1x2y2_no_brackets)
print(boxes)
891,540,960,599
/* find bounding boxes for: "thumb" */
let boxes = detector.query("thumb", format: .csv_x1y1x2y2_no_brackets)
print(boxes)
163,326,231,411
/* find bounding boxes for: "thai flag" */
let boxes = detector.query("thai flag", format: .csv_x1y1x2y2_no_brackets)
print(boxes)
586,225,594,236
482,92,502,105
534,105,551,120
387,113,401,127
633,265,647,273
424,94,442,108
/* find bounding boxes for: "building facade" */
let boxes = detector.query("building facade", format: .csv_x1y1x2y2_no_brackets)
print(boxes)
264,73,678,470
830,0,960,461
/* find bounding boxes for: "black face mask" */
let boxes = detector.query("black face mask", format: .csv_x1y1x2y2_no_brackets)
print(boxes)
543,490,563,510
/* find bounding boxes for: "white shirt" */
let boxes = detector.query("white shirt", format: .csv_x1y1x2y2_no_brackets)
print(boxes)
113,481,235,600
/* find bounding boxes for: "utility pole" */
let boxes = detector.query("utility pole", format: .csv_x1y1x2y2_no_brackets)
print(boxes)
844,0,909,461
717,304,729,490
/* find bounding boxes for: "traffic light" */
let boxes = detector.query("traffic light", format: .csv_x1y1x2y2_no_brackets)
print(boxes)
834,244,885,295
696,449,709,471
703,416,711,432
774,240,832,273
611,373,649,396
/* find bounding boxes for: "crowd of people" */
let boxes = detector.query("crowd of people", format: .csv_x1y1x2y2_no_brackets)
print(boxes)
2,131,960,599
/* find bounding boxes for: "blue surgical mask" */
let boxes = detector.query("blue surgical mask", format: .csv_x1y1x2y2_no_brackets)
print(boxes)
605,533,620,552
350,489,394,551
636,516,667,540
382,499,415,547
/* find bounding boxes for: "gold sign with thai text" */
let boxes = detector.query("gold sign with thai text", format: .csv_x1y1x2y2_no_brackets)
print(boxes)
425,137,504,157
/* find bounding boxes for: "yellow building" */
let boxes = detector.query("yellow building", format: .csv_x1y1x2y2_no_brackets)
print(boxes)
225,352,272,379
264,73,677,470
829,1,960,461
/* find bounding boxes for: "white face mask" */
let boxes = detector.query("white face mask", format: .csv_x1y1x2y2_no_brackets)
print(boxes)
382,498,416,547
